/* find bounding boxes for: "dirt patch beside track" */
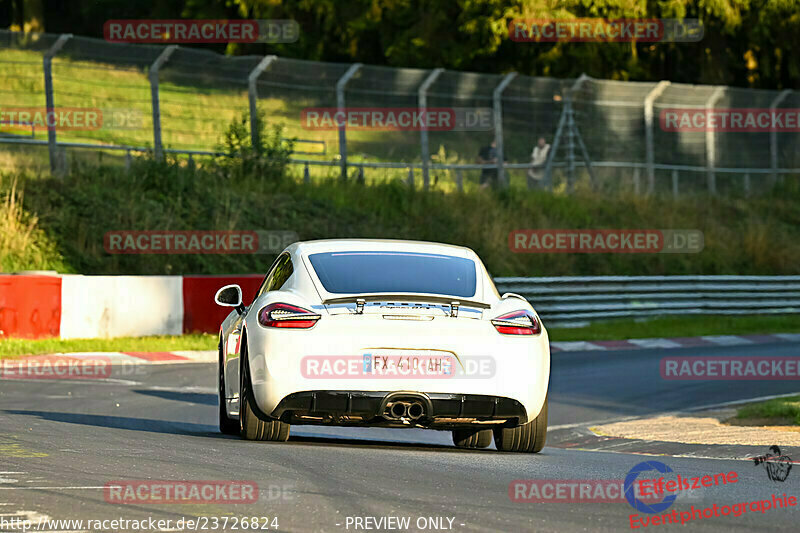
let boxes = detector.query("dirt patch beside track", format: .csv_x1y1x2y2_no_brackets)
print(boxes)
592,408,800,446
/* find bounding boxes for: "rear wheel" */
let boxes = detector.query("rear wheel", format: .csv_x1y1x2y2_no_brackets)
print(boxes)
239,340,290,441
218,340,239,435
494,395,547,453
452,428,493,449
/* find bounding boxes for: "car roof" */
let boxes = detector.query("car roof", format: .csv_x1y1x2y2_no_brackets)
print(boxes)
287,239,476,258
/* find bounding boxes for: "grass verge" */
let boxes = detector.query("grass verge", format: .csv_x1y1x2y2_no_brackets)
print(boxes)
0,333,216,359
5,159,800,276
735,396,800,426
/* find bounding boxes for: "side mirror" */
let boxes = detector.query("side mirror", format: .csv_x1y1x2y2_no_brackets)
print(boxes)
214,284,244,314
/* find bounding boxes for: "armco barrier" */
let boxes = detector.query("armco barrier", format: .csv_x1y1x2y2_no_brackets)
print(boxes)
0,274,61,338
2,274,799,339
182,275,263,334
494,275,800,325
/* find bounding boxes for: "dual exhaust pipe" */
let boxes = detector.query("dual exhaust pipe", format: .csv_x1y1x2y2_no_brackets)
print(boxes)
386,401,425,421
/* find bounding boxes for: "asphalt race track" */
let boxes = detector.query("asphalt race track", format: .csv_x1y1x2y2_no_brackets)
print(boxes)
1,341,799,532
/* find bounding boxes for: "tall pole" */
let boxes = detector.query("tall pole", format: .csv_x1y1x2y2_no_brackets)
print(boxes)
644,81,670,194
149,45,178,161
769,89,792,185
493,72,517,189
705,87,724,195
43,34,72,176
336,63,362,181
248,55,277,151
418,68,444,189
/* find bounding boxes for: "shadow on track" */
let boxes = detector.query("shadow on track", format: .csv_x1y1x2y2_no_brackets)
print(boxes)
4,409,224,438
4,409,512,454
132,389,217,405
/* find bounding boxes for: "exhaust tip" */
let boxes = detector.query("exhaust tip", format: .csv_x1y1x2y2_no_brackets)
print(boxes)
389,402,407,419
407,402,424,420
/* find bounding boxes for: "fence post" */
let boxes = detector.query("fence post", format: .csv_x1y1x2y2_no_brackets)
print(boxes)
671,169,678,198
336,63,362,181
455,169,463,192
744,173,751,196
705,87,724,195
769,89,792,186
493,72,517,189
633,167,641,195
247,55,277,151
407,167,414,188
43,33,72,176
418,68,444,190
149,45,178,161
303,162,310,184
644,81,670,195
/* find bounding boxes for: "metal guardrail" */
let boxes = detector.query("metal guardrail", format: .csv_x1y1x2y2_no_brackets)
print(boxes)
493,275,800,325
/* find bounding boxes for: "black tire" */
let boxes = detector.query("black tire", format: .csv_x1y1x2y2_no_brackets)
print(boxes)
239,340,290,441
452,428,493,449
218,340,239,435
494,395,547,453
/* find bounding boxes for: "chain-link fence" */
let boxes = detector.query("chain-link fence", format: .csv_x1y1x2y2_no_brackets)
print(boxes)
1,29,798,194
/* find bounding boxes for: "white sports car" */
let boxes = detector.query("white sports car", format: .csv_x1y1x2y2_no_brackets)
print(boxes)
215,239,550,452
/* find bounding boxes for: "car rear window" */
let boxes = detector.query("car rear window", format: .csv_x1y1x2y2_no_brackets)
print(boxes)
308,251,477,297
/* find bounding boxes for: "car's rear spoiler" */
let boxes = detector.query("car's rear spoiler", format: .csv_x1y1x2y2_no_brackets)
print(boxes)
322,293,492,309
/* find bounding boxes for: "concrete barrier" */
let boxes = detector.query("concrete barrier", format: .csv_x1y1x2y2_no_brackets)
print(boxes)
182,275,263,334
0,274,62,338
60,275,183,338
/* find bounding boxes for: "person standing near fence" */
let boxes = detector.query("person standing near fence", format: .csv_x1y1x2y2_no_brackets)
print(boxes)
527,137,550,190
478,139,498,189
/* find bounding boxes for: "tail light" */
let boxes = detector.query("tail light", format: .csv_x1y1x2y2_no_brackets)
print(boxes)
258,303,321,329
491,310,540,335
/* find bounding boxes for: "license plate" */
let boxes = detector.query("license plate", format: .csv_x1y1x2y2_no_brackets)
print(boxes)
362,354,455,377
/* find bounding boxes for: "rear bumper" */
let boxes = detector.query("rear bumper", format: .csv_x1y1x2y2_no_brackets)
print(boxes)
244,313,550,424
271,390,528,427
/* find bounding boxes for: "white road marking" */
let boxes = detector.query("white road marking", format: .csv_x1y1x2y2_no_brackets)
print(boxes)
684,391,800,412
701,335,754,346
628,338,683,349
0,486,107,490
550,341,607,351
774,333,800,342
142,385,216,393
